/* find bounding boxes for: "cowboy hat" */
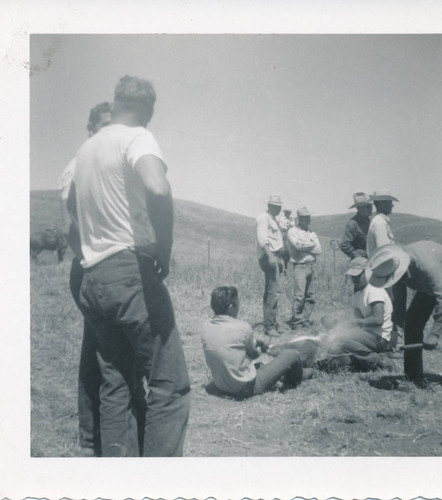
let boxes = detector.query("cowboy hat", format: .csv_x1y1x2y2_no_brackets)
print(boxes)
365,244,410,288
345,256,368,276
371,189,399,202
349,192,372,209
297,206,312,217
267,194,283,206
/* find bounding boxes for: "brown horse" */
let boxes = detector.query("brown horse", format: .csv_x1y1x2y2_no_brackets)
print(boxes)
30,227,67,263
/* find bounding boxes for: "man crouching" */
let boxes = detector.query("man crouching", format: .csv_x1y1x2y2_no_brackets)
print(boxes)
201,286,303,398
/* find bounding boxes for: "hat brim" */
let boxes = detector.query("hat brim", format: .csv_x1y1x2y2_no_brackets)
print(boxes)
365,244,410,288
345,268,365,276
372,195,399,202
349,202,372,209
268,201,283,206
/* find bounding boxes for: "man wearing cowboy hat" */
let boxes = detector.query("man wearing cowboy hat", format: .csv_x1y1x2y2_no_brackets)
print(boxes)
366,189,399,258
340,192,372,260
256,195,285,336
286,207,322,329
366,241,442,381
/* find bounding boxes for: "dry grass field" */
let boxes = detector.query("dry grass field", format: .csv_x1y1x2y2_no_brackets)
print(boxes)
30,191,442,457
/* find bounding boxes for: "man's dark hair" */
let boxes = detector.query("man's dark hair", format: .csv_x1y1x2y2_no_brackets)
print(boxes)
87,102,112,132
210,286,238,315
113,75,156,124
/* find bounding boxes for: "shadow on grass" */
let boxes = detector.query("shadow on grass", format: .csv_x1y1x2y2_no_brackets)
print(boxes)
204,381,245,401
367,373,442,391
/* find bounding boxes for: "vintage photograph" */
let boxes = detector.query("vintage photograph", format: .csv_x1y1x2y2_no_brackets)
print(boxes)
29,33,442,466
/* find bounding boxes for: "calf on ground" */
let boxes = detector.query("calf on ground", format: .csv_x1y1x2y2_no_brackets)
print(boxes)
30,228,67,264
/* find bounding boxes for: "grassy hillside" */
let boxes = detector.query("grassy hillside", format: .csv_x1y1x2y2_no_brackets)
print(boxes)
30,190,442,458
31,190,442,248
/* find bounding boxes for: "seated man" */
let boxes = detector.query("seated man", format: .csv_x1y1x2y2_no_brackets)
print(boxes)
320,257,393,372
201,286,304,398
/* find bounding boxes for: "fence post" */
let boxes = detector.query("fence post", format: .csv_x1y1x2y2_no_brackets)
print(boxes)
329,239,340,274
207,236,211,268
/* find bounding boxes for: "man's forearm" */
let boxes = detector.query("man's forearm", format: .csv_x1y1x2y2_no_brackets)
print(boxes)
145,190,174,254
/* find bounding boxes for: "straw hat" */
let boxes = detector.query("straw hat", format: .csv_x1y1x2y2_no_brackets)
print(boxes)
267,194,283,206
349,192,372,209
365,244,410,288
371,189,399,202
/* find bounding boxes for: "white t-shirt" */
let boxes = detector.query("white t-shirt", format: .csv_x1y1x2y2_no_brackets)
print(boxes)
353,284,393,341
255,211,283,258
73,124,165,268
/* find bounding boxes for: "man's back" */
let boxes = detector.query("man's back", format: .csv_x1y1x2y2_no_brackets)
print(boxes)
201,315,256,393
74,124,164,268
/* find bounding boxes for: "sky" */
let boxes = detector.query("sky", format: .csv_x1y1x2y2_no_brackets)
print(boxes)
30,34,442,220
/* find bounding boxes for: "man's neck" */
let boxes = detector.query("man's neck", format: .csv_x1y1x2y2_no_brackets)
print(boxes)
111,112,146,128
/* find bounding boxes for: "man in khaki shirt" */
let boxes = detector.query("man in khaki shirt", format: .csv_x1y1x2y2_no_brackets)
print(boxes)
256,195,285,336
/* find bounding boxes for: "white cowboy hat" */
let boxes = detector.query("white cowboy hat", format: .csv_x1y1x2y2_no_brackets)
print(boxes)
371,189,399,202
365,244,410,288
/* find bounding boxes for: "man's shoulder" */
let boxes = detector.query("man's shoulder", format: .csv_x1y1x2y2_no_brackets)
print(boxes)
256,212,269,223
365,284,388,302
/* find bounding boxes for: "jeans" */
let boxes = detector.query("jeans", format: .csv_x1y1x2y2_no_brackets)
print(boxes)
69,258,101,455
259,253,283,333
291,262,316,326
79,250,190,457
238,349,303,397
404,292,436,380
326,328,389,371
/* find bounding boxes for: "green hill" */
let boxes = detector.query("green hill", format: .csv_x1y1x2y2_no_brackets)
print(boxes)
30,190,442,251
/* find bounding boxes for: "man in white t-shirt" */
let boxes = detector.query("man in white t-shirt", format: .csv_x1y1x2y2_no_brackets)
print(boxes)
322,257,393,372
67,75,190,457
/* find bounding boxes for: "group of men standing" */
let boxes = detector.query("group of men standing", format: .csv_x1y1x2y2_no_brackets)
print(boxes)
255,189,442,387
256,195,322,336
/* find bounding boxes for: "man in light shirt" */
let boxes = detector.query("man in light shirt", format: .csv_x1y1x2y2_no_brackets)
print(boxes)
201,286,303,398
366,189,398,258
287,207,322,329
59,101,112,457
68,75,190,457
318,257,393,373
256,195,285,336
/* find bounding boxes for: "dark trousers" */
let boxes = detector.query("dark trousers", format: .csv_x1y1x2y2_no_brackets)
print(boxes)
259,253,282,333
404,292,436,380
79,250,190,457
239,349,303,397
254,350,303,393
69,258,101,455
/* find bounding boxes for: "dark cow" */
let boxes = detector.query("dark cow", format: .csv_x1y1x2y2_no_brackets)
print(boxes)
30,227,68,263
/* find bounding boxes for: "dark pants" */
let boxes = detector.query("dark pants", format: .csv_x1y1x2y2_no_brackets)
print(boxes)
259,253,283,333
326,328,389,372
69,258,101,455
291,262,316,326
79,250,190,457
254,349,303,394
404,292,436,380
238,349,303,397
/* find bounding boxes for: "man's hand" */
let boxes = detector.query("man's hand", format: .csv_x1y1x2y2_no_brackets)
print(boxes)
423,332,439,350
136,242,171,280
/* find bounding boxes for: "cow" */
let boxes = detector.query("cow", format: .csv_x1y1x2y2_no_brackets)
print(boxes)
30,227,68,264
